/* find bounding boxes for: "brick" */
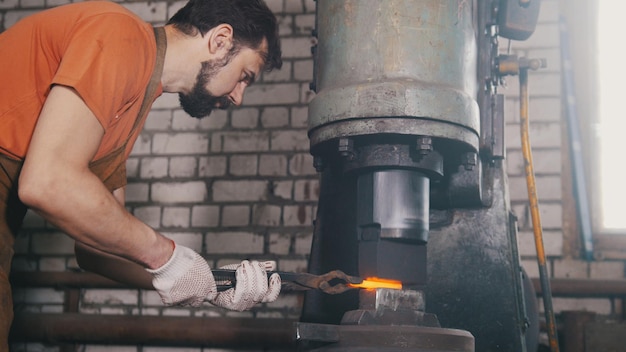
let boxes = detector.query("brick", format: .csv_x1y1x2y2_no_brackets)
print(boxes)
264,0,282,12
198,109,228,130
253,204,282,226
294,59,313,81
169,156,197,178
301,82,316,103
519,23,560,48
39,257,66,272
262,61,292,82
269,233,291,255
272,180,293,199
550,297,612,315
212,180,268,202
261,107,290,128
3,10,37,29
152,181,207,203
517,230,563,257
20,0,43,8
140,157,168,179
162,207,190,228
304,0,316,13
244,84,301,105
590,261,625,280
163,232,203,252
172,109,200,131
130,133,151,155
520,259,540,278
284,205,314,226
295,14,315,35
231,108,259,128
291,106,309,128
507,149,562,176
125,182,149,202
529,96,561,122
221,131,270,152
266,293,302,310
285,0,303,13
554,258,588,279
508,176,561,202
166,0,185,18
13,288,64,304
191,205,219,227
205,232,264,254
122,2,167,23
294,179,319,201
229,155,258,176
152,133,209,154
539,203,562,229
141,290,163,307
505,122,561,149
222,205,250,227
278,259,308,273
289,153,316,175
281,37,314,59
259,154,288,176
0,0,18,8
199,156,227,177
126,158,139,178
31,232,74,255
133,206,161,228
271,130,309,151
295,232,313,255
83,289,138,305
144,110,172,130
150,92,180,109
47,0,70,6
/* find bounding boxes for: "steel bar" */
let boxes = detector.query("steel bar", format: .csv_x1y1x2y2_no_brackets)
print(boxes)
10,313,297,349
532,278,626,297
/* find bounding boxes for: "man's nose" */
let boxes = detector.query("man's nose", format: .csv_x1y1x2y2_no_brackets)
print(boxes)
228,82,245,106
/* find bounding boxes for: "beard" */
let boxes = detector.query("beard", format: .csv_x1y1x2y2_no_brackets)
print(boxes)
179,54,234,119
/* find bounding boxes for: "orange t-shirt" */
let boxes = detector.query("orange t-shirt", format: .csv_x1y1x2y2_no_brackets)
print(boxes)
0,1,162,164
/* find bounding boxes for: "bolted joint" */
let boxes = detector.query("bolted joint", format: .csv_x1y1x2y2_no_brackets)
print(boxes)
337,138,355,161
416,136,433,156
313,156,325,172
462,152,478,171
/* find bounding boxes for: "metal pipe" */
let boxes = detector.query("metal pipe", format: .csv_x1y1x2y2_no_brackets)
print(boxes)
10,313,297,349
519,65,560,352
14,271,626,298
532,278,626,297
11,271,125,288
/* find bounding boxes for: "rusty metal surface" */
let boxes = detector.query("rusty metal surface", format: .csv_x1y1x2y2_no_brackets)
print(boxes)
297,323,474,352
308,0,479,149
10,313,297,349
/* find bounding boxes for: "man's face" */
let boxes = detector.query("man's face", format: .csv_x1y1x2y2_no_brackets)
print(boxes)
179,43,266,119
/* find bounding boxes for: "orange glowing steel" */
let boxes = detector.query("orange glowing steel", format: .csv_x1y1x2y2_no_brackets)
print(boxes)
348,277,403,290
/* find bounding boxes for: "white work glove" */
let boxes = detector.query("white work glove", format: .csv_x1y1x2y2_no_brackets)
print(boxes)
146,243,217,307
209,260,281,311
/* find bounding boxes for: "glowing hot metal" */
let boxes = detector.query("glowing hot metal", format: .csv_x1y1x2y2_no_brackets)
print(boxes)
348,277,403,291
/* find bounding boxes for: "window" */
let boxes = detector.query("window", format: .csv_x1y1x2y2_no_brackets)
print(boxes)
596,2,626,233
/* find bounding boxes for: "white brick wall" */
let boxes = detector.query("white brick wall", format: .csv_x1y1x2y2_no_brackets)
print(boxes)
7,1,626,350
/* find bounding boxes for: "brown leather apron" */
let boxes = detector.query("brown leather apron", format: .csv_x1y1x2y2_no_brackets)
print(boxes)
0,26,166,350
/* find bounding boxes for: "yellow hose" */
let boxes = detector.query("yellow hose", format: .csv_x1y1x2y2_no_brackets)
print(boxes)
519,68,560,352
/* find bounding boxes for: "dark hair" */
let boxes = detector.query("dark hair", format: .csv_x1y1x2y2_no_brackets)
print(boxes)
168,0,282,72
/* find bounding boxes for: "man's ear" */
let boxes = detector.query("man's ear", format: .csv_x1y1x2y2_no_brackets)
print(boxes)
207,23,234,56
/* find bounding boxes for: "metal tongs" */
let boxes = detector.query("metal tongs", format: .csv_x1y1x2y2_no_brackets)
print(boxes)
212,269,363,295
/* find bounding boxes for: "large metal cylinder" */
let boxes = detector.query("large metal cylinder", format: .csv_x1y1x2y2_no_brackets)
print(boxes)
309,0,479,152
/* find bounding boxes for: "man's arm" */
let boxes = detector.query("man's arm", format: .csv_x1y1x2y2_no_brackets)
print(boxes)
19,85,172,270
74,185,154,289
